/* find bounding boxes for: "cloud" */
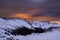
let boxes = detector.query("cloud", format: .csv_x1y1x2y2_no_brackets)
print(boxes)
0,0,60,21
11,13,31,19
31,0,60,18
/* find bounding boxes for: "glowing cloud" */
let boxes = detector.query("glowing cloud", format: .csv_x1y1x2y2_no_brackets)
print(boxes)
11,13,31,19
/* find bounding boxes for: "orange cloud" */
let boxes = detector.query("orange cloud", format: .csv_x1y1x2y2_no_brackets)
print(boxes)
11,13,31,19
11,13,57,21
31,16,55,21
10,13,60,24
51,21,60,24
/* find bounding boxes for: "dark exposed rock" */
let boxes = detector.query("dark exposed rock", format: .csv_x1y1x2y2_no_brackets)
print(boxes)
10,27,46,36
47,27,60,31
7,37,14,40
34,28,46,33
10,27,34,36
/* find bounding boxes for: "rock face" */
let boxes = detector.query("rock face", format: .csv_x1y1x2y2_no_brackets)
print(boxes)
10,27,46,36
34,28,46,33
10,27,34,36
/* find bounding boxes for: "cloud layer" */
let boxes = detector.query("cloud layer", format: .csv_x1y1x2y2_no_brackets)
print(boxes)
0,0,60,21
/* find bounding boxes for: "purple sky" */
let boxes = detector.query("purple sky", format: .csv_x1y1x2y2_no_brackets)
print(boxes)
0,0,60,21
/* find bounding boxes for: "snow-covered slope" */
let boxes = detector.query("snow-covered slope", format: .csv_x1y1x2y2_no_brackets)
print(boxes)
0,18,32,29
0,18,60,40
32,21,60,29
0,18,60,29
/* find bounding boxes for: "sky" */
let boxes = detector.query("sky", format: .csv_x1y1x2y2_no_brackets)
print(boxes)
0,0,60,22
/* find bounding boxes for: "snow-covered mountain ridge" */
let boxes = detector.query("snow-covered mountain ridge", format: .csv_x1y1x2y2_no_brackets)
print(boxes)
0,17,60,40
0,17,60,29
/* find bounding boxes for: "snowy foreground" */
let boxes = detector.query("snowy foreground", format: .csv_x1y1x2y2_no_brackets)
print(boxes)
0,18,60,40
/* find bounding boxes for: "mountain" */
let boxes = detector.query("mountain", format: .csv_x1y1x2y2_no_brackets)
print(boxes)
0,17,60,40
31,21,60,29
0,17,60,29
0,18,32,29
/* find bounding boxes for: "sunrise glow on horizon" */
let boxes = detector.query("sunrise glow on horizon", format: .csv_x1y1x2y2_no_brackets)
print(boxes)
0,0,60,24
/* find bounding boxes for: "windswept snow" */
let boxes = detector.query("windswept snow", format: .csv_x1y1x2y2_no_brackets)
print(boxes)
0,18,60,29
0,18,60,40
0,18,32,29
32,21,60,29
13,31,60,40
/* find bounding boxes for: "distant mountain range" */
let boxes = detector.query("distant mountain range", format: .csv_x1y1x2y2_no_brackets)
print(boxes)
0,17,60,29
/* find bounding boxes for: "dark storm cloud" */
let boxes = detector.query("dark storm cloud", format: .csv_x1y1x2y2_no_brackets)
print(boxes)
32,0,60,17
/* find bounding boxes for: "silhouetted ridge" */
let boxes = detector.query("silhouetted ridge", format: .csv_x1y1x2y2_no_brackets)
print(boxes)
47,27,60,31
10,27,34,36
34,28,46,33
10,26,46,36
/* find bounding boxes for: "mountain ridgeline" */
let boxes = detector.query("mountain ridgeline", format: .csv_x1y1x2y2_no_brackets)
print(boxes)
0,17,60,36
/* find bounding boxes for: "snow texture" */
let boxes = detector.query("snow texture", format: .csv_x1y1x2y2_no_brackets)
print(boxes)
0,18,60,40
